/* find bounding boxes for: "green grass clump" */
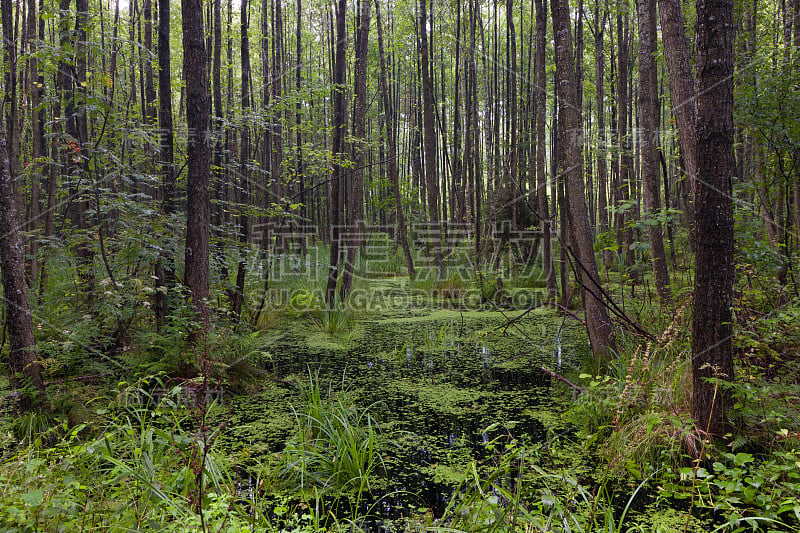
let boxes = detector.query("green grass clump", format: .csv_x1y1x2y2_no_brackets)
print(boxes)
280,370,386,498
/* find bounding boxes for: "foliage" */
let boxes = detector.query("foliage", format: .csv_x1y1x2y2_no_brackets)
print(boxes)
566,302,697,474
660,448,800,531
0,378,256,531
280,370,386,498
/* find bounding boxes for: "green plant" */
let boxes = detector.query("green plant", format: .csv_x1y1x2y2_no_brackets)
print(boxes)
659,448,800,531
0,376,251,531
280,370,386,498
430,427,657,533
313,305,356,338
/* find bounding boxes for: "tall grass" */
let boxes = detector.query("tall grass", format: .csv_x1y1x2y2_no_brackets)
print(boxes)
281,370,386,498
0,377,253,531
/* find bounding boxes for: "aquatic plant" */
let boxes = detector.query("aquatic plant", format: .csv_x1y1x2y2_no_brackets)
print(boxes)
281,370,386,498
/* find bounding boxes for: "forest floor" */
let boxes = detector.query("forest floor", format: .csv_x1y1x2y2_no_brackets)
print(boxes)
1,264,797,531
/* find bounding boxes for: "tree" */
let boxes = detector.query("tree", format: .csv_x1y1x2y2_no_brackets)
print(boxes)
637,0,671,300
692,0,736,436
0,119,45,409
658,0,698,206
419,0,445,278
155,0,176,328
182,0,212,338
535,0,556,301
340,0,370,301
375,0,415,277
551,0,615,361
325,0,347,308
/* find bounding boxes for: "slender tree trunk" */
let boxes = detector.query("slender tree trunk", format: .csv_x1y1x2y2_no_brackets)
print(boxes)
637,0,671,300
453,1,465,224
595,6,610,266
155,0,176,329
375,0,414,277
535,0,555,300
325,0,347,307
231,0,252,320
183,0,212,339
552,0,615,361
692,0,735,437
616,8,634,270
658,0,698,206
25,0,46,285
340,0,370,301
419,0,444,278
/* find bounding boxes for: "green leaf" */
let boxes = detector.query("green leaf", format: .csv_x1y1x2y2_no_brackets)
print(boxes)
734,452,754,466
21,489,44,507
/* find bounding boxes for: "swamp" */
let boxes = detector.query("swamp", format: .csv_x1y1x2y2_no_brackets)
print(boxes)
1,0,800,529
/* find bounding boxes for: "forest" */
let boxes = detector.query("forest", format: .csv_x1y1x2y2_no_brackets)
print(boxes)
0,0,799,529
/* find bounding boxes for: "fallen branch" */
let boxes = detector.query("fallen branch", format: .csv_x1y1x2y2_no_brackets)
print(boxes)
44,372,114,386
541,366,585,394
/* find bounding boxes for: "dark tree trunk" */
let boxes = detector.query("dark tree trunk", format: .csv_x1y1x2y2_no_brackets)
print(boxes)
594,5,610,266
453,1,465,223
658,0,698,225
692,0,736,437
616,8,634,269
25,0,46,285
375,0,414,277
419,0,444,278
340,0,370,301
325,0,347,307
0,122,45,409
637,0,671,300
535,0,555,301
183,0,212,338
155,0,176,329
231,0,252,320
552,0,615,361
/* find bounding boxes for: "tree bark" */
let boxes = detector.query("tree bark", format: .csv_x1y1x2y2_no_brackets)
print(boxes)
0,121,45,409
692,0,736,437
658,0,698,199
419,0,444,278
340,0,370,301
552,0,615,361
375,0,414,277
637,0,671,300
183,0,212,337
325,0,347,308
155,0,176,328
615,8,634,270
535,0,556,301
231,0,252,320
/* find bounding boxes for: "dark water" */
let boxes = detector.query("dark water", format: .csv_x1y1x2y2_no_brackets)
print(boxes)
213,300,587,526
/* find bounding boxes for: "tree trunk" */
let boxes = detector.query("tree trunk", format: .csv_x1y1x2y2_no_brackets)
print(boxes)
375,0,414,277
340,0,370,301
535,0,556,301
419,0,444,278
692,0,736,437
0,121,45,409
552,0,615,361
325,0,347,308
637,0,671,300
616,8,634,270
231,0,252,320
595,5,610,266
658,0,698,203
155,0,176,329
183,0,212,339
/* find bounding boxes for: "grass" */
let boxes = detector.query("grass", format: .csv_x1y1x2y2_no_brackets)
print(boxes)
0,377,253,531
280,369,386,498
